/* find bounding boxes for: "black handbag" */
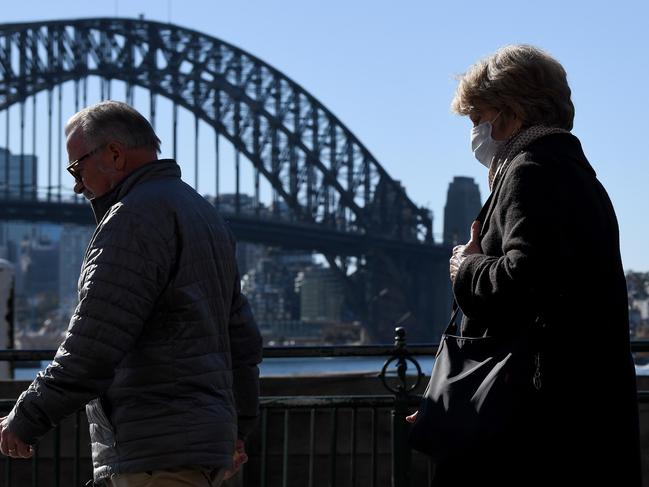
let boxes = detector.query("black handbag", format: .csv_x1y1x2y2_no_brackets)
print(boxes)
408,305,541,459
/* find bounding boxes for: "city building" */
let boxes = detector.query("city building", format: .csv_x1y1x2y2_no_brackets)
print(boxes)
628,271,649,340
443,176,482,245
213,193,263,215
0,222,60,296
21,235,59,297
241,249,323,344
241,255,300,326
59,224,94,307
234,241,266,278
296,266,346,323
0,147,37,198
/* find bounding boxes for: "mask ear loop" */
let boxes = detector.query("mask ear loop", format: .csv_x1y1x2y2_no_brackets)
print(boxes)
485,111,506,187
492,110,524,139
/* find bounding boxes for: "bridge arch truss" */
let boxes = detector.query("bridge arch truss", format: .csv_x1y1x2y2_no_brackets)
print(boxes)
0,18,433,244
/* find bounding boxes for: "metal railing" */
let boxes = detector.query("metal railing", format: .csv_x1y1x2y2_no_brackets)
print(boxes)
1,332,649,486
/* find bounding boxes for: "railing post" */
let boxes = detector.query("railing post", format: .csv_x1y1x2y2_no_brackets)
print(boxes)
391,327,410,487
380,327,423,487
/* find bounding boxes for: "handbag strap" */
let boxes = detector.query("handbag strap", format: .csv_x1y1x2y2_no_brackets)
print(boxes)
443,302,461,336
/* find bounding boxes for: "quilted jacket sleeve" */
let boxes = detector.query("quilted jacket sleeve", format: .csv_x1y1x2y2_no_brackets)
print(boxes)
228,265,262,440
6,207,172,444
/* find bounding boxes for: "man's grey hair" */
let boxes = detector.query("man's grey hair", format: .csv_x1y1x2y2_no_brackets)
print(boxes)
65,100,161,153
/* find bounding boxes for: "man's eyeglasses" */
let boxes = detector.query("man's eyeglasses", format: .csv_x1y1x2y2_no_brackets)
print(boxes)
66,144,105,181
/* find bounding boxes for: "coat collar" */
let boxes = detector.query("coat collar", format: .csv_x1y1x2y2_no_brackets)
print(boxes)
478,133,595,239
90,159,181,223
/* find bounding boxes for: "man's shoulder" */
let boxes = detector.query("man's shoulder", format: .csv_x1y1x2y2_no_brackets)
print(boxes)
97,180,184,241
110,179,229,240
123,175,186,203
115,177,195,219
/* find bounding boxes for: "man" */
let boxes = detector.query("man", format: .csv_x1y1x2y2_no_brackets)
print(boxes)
0,100,262,486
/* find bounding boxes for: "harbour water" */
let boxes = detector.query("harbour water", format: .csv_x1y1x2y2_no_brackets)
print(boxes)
13,357,436,380
12,356,649,380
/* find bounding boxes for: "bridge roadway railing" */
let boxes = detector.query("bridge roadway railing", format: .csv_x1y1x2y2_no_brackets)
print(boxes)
0,197,448,256
1,333,649,487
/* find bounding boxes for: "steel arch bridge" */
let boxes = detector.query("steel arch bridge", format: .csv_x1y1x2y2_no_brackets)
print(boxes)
0,18,451,341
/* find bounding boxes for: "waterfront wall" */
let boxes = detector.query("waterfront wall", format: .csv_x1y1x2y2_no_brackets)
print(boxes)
0,375,648,486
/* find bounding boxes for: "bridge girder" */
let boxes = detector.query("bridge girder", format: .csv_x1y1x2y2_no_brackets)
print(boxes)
0,18,433,244
0,18,451,341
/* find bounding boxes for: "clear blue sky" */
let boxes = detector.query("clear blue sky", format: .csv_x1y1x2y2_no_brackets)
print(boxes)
4,0,649,270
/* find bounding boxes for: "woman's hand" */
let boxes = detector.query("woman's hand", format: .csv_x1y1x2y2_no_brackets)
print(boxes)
450,221,482,283
405,411,418,423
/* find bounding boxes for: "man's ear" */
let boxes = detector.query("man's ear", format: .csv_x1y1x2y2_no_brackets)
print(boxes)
107,142,127,170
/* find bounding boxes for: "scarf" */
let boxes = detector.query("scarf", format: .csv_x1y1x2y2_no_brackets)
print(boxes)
488,125,570,189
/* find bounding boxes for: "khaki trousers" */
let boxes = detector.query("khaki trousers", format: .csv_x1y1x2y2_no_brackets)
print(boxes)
105,467,226,487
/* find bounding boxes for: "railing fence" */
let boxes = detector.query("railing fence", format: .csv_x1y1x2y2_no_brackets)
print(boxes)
1,331,648,486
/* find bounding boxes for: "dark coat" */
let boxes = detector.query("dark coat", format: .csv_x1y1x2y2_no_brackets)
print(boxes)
7,160,263,482
444,134,641,486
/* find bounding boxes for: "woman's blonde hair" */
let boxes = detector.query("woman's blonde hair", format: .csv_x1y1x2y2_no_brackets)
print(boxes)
451,45,574,130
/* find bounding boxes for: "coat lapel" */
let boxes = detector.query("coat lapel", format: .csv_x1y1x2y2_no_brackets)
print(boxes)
478,154,523,239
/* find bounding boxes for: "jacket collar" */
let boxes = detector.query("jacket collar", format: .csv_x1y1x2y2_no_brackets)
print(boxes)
90,159,181,223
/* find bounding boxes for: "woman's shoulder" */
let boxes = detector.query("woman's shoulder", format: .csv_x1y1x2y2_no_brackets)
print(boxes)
522,133,595,175
497,150,551,190
502,132,594,183
512,132,574,161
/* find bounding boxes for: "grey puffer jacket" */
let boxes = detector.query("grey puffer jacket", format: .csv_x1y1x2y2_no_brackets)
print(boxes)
7,160,262,482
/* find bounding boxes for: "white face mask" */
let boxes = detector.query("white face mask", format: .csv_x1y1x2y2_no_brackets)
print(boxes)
470,112,503,168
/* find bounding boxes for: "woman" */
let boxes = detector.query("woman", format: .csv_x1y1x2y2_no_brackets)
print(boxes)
410,45,641,486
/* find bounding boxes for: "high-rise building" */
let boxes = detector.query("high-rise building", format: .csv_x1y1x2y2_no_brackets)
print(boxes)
0,148,37,198
59,224,94,306
627,271,649,339
296,266,345,322
241,256,300,325
443,176,482,245
22,236,59,297
236,243,266,277
0,222,60,296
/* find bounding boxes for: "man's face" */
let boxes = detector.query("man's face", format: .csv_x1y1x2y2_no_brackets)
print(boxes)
66,129,115,199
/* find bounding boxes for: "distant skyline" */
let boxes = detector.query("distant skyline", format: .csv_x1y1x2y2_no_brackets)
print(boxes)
3,0,648,270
